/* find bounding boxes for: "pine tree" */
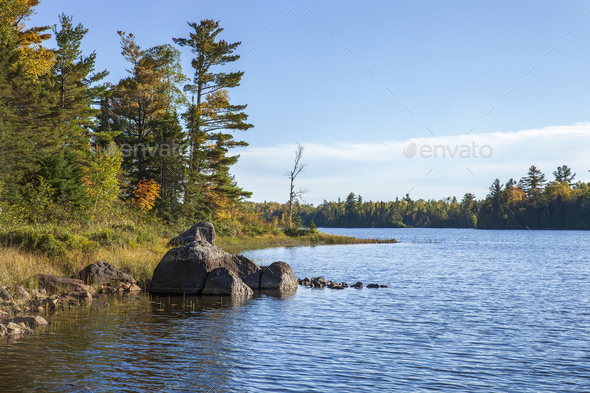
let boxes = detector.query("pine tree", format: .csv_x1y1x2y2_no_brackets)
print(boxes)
553,165,575,185
173,20,253,220
111,33,184,188
51,13,109,152
520,165,547,197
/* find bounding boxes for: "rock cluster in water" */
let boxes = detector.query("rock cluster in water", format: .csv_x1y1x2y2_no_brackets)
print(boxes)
0,315,48,337
297,277,389,289
1,261,142,338
150,222,298,296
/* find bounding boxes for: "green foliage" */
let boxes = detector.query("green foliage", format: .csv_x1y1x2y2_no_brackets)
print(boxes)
32,150,89,206
0,225,99,256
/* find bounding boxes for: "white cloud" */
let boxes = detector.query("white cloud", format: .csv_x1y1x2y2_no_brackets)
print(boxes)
232,123,590,204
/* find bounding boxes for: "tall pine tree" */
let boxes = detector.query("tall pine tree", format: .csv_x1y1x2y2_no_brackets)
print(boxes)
173,20,252,221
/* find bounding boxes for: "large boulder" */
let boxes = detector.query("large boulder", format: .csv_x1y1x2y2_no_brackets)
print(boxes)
260,261,298,290
78,260,136,285
149,240,261,295
168,222,216,247
37,274,95,295
202,267,254,297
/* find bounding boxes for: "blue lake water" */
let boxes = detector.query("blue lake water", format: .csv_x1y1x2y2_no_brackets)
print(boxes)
1,228,590,392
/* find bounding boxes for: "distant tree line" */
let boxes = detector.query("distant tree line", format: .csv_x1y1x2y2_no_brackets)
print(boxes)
243,165,590,230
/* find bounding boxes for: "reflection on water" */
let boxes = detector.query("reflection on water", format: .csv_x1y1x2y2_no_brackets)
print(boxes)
1,228,590,392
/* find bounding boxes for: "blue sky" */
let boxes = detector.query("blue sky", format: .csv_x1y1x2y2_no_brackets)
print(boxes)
30,1,590,204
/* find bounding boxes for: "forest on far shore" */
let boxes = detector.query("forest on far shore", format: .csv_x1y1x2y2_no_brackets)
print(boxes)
243,165,590,230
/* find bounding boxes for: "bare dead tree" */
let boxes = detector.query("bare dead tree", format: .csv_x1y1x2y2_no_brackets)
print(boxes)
286,143,308,228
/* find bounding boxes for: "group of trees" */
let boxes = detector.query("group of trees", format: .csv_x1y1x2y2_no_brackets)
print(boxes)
244,165,590,230
0,1,252,233
478,165,590,229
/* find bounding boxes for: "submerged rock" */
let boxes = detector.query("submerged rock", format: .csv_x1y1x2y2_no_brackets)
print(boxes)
366,283,380,288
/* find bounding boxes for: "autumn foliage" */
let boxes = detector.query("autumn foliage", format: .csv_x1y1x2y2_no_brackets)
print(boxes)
132,179,161,212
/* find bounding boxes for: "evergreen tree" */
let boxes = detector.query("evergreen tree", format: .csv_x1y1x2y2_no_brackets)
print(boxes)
51,13,109,153
173,20,253,220
111,33,184,188
520,165,546,197
0,2,57,199
553,165,575,185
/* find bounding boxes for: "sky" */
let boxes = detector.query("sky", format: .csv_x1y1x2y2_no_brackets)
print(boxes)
29,0,590,204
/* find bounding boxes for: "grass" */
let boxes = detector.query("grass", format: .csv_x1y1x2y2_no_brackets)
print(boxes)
217,231,395,254
0,227,395,287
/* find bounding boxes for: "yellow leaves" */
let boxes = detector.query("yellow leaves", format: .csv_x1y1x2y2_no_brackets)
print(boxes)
132,179,161,212
507,186,526,206
1,0,55,78
16,44,55,77
199,89,229,120
546,181,573,202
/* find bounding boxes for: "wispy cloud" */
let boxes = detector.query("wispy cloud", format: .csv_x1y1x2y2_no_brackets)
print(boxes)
233,123,590,204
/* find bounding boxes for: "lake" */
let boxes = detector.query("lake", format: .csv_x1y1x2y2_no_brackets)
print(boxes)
1,228,589,392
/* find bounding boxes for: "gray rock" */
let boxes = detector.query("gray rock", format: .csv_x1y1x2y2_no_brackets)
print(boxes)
78,260,136,285
311,277,326,286
0,286,13,302
67,291,93,300
6,322,26,335
367,283,379,288
0,323,6,337
168,222,216,247
380,284,389,288
352,281,363,288
125,284,141,292
150,240,261,295
9,316,48,328
260,262,298,291
202,267,254,296
13,285,30,301
37,274,95,295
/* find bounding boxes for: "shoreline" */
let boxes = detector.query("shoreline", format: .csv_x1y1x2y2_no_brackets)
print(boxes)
0,231,397,329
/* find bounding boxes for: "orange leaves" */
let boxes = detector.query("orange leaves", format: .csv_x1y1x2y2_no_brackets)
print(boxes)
131,179,161,212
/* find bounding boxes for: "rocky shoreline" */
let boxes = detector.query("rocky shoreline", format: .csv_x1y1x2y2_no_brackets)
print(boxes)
0,259,145,338
1,222,396,339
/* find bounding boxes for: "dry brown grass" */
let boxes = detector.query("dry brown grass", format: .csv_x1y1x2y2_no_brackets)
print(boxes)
0,238,169,287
